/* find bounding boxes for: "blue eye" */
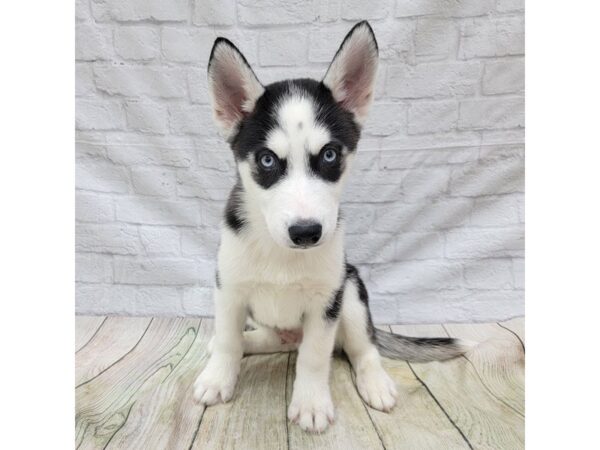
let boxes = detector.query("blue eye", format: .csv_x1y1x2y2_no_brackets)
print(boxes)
322,147,338,163
259,151,277,169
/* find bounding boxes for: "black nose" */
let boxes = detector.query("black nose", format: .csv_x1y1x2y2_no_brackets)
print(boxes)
288,221,322,247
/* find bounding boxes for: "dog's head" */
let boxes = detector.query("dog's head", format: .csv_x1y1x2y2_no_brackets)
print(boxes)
208,21,378,250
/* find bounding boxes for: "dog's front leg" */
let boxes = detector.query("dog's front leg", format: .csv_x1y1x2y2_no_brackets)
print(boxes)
193,287,245,405
288,310,338,433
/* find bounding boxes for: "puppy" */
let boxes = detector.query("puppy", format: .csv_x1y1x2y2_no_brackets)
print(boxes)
193,21,470,433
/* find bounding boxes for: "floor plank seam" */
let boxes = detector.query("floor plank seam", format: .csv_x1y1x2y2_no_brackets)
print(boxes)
76,317,154,389
497,322,525,352
348,360,387,450
407,362,474,450
284,353,291,450
76,316,107,354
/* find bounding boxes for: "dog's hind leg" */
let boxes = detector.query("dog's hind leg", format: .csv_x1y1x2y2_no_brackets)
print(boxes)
338,265,398,412
243,326,299,354
208,325,299,355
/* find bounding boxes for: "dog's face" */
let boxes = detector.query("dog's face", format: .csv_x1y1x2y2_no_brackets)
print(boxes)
207,22,378,250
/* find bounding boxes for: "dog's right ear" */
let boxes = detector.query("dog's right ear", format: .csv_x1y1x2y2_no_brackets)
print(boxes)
207,38,264,140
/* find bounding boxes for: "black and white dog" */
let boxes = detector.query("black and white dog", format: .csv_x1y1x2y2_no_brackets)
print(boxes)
193,21,471,433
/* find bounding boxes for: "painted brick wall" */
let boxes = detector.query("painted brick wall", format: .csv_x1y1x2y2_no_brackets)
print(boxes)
75,0,525,323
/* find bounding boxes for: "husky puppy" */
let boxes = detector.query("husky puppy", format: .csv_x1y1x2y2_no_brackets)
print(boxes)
193,21,470,433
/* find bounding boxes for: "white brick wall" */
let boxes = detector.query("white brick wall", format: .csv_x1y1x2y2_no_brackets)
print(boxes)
75,0,524,323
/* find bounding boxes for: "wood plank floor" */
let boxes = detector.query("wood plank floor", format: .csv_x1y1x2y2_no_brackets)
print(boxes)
75,316,524,450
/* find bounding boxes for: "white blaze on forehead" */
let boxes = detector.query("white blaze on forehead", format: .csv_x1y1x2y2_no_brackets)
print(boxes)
266,95,330,159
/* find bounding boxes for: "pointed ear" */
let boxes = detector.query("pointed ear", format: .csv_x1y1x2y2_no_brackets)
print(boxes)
323,21,379,125
207,38,264,140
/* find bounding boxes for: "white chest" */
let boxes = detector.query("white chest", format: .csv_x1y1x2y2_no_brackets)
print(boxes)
244,281,333,330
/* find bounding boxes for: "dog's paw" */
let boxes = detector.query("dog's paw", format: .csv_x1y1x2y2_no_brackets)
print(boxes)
356,367,397,412
193,357,239,406
287,384,335,433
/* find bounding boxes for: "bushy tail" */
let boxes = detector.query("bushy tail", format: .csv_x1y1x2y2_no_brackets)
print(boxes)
375,328,474,362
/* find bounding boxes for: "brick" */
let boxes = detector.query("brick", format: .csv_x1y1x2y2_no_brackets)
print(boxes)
76,284,183,315
114,26,160,60
176,169,236,201
181,228,221,258
105,136,194,167
182,287,214,315
197,145,236,172
317,0,341,23
387,62,480,98
139,226,180,255
482,59,525,95
94,65,187,98
496,0,524,12
341,205,375,234
76,192,114,223
380,147,479,169
449,158,524,196
371,260,463,293
76,64,95,96
459,97,524,130
478,143,525,162
459,17,524,59
76,137,106,159
237,0,317,25
76,0,91,21
394,0,495,18
464,258,513,289
259,31,307,66
342,0,391,20
470,195,521,226
76,159,130,193
445,226,524,258
114,257,211,285
188,69,209,104
346,232,395,264
373,198,473,232
76,99,125,131
76,23,112,61
161,28,217,64
375,20,414,61
76,253,113,283
169,104,215,136
76,224,142,255
513,258,524,289
125,100,169,134
392,289,523,323
365,103,407,136
91,0,188,22
408,100,458,134
115,197,201,226
401,167,452,200
415,18,457,58
393,232,445,260
308,29,346,63
193,0,235,25
131,167,177,196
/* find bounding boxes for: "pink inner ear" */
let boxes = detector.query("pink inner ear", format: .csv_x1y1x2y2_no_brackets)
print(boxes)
213,69,248,126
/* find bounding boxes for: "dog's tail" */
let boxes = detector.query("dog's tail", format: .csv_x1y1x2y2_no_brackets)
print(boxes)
374,328,475,362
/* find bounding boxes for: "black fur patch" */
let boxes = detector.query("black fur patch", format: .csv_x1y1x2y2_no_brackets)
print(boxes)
324,284,344,321
224,181,246,233
229,79,361,172
215,270,221,289
252,150,288,189
346,263,376,341
309,142,344,183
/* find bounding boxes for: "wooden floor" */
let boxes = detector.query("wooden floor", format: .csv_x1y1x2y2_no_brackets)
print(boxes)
75,316,524,450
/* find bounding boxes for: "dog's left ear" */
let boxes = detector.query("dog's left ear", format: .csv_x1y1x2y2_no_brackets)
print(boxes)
323,21,379,125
